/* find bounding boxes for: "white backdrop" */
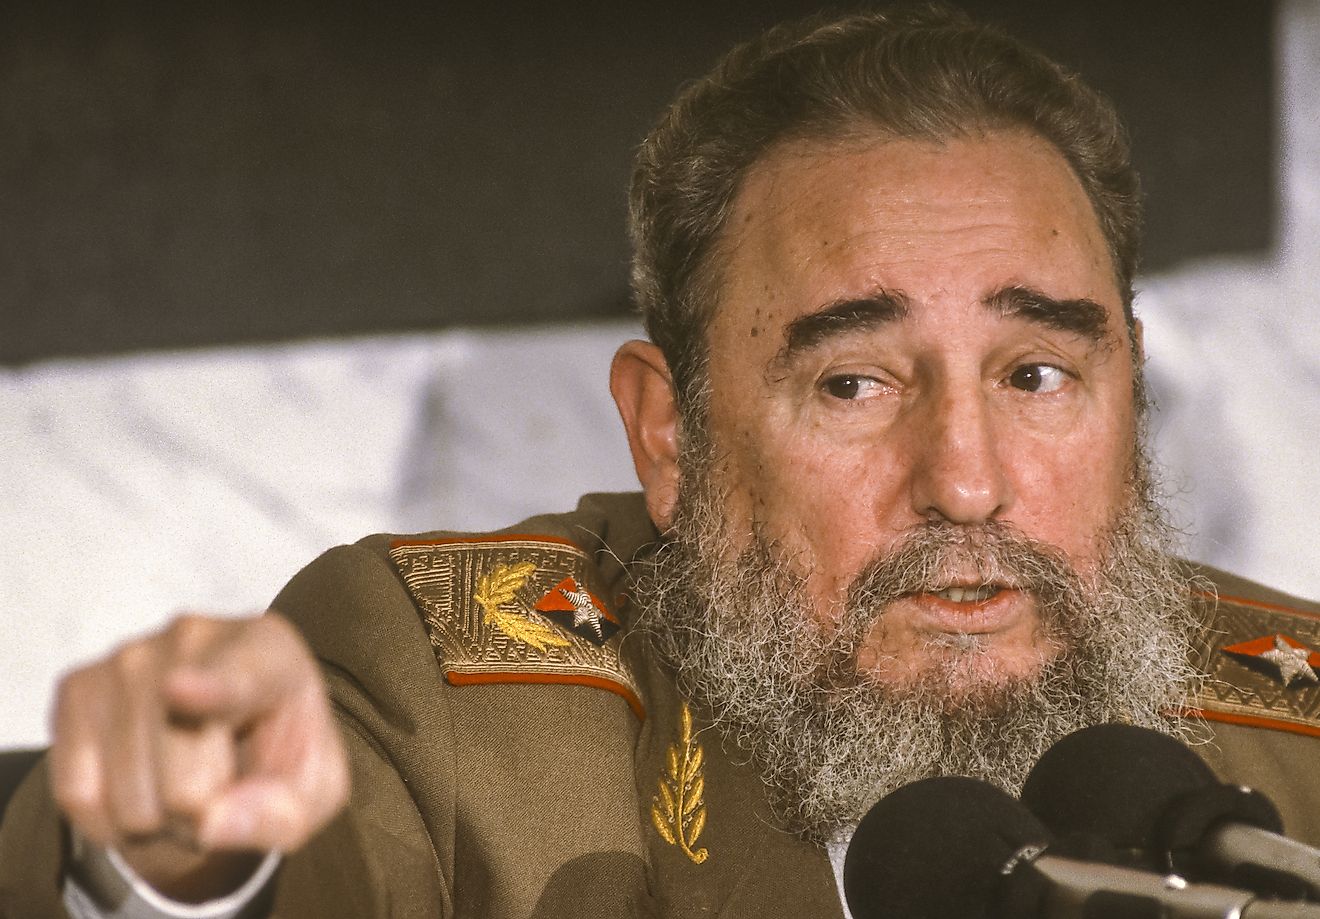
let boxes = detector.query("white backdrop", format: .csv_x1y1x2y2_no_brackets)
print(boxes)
3,2,1318,751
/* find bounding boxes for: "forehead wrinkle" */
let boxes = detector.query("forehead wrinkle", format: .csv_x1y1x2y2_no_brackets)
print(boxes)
984,285,1117,348
770,290,912,375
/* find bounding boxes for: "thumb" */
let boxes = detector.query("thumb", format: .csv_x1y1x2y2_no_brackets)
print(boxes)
197,778,305,850
198,752,349,852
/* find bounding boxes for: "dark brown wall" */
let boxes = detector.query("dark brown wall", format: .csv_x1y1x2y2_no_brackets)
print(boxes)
0,0,1274,365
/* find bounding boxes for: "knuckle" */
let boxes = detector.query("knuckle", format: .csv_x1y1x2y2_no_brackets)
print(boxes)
51,675,108,751
210,612,289,665
111,637,158,677
164,612,214,647
258,611,301,651
53,668,96,713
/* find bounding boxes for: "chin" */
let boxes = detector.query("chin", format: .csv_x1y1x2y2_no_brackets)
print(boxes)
863,636,1059,707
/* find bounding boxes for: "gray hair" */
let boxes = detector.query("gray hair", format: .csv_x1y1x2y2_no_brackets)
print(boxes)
629,5,1143,408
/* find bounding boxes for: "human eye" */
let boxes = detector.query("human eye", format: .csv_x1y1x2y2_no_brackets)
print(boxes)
820,373,887,401
1007,363,1070,394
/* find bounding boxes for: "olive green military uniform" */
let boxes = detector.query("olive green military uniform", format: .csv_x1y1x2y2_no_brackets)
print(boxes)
3,492,1319,918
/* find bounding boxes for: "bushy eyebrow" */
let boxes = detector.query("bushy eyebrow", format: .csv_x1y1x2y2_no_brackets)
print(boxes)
769,284,1117,375
984,285,1113,344
773,290,911,370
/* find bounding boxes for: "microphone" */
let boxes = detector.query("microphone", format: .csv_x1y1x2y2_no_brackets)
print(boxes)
842,775,1320,918
1020,724,1320,901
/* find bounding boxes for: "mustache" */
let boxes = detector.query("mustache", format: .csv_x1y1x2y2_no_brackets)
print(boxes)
844,521,1081,617
808,521,1093,693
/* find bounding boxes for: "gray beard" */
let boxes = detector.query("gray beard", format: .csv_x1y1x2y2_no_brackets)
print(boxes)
634,427,1207,844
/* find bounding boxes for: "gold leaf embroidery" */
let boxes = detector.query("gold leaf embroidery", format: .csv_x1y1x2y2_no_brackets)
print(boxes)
651,805,676,847
688,807,707,848
685,776,704,815
473,562,570,652
650,703,709,864
685,743,703,780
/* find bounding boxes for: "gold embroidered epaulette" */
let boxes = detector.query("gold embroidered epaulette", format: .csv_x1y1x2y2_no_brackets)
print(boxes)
1185,591,1320,739
389,534,644,720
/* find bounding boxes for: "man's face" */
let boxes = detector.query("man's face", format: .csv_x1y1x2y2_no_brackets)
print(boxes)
701,129,1138,688
629,127,1199,840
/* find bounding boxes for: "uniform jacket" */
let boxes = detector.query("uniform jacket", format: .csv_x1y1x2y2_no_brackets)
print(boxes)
3,492,1320,917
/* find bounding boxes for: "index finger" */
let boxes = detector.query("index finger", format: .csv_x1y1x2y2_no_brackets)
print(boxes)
163,613,320,728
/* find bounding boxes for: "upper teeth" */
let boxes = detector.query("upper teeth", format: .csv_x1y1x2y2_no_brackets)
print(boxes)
935,586,998,603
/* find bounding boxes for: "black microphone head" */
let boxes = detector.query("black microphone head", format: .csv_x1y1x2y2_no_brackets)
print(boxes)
1158,782,1284,850
1020,724,1217,851
844,776,1052,919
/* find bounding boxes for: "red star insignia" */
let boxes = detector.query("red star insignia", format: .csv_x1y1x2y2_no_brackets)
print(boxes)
1222,633,1320,688
534,576,619,645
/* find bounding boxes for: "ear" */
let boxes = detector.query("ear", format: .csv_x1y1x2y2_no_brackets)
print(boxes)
610,340,682,530
1131,317,1145,362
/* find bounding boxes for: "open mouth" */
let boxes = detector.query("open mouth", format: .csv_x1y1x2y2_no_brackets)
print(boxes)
929,585,1004,604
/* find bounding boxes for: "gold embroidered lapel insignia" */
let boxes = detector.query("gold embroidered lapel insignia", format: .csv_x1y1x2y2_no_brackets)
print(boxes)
475,562,571,652
1184,592,1320,738
389,534,644,720
534,575,620,645
1223,633,1320,688
651,702,710,864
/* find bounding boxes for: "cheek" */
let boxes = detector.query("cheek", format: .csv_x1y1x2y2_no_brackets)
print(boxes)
716,420,903,597
1007,419,1136,564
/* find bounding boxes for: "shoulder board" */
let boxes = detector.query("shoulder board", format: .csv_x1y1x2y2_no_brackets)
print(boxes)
389,534,644,720
1185,591,1320,739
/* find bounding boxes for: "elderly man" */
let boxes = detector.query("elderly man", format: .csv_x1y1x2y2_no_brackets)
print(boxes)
3,6,1319,918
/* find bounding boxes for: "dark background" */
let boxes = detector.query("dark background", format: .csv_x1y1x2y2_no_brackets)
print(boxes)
0,0,1275,366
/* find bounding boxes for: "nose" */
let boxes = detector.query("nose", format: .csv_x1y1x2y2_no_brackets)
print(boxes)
907,386,1013,525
